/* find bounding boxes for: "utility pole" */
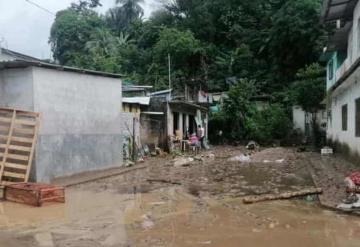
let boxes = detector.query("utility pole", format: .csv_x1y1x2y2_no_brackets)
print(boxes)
168,53,171,97
132,117,136,161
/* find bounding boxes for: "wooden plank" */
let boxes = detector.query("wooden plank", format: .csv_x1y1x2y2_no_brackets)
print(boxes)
0,153,29,161
0,126,33,135
12,128,34,135
4,163,27,170
0,126,9,132
15,119,36,126
243,188,323,204
3,172,25,179
0,111,16,183
0,144,31,152
10,136,33,144
0,117,11,124
25,116,40,182
0,108,39,118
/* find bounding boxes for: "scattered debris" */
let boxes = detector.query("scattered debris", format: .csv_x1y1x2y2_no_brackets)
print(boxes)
141,214,155,230
297,146,306,152
321,146,333,155
243,188,322,204
125,161,135,167
228,154,251,162
199,240,212,245
173,157,194,167
246,141,259,150
146,179,182,185
194,155,204,162
207,153,215,159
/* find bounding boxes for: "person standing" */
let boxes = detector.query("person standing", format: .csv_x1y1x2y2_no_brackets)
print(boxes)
197,125,205,148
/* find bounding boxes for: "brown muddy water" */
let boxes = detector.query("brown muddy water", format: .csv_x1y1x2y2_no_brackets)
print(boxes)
0,187,360,247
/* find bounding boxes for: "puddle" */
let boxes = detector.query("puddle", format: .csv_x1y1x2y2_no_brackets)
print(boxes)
1,186,360,247
125,188,360,247
0,188,135,229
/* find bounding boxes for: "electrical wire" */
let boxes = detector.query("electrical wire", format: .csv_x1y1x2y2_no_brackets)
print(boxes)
24,0,55,16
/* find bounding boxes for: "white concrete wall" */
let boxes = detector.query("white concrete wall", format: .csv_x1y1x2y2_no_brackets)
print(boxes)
31,67,124,182
32,67,122,135
327,64,360,155
293,106,306,133
347,1,360,67
0,68,34,111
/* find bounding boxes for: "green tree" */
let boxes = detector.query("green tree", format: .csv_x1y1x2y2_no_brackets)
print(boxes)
223,79,257,139
291,63,326,113
49,8,105,66
291,63,326,144
106,0,144,34
153,27,202,90
269,0,324,84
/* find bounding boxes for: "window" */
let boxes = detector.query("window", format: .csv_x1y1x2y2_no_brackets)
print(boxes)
342,104,348,131
356,98,360,137
328,60,334,80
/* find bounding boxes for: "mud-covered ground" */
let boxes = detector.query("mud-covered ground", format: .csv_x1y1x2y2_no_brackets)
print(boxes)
80,146,314,198
0,146,359,247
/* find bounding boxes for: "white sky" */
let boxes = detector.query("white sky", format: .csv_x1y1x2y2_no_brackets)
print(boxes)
0,0,159,59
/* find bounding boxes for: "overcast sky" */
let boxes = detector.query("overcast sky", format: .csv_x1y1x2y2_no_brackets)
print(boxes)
0,0,159,59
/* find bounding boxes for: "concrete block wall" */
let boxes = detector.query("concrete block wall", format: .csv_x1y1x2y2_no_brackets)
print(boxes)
0,68,34,111
0,66,127,182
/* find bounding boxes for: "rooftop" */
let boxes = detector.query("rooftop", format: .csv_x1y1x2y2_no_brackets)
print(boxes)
0,48,42,62
123,97,151,105
321,0,358,22
0,60,124,79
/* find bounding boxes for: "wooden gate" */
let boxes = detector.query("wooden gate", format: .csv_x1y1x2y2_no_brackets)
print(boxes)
0,108,40,185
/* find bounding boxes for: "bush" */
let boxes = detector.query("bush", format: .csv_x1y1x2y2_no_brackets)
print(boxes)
209,104,292,145
245,104,292,144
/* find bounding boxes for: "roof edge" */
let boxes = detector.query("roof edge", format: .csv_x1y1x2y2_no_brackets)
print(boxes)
0,60,124,79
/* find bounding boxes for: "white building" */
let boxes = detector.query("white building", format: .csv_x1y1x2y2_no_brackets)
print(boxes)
0,48,135,182
322,0,360,157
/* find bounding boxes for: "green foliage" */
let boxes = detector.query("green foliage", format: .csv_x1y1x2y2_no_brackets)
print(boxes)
269,0,325,84
106,0,144,34
49,0,326,93
218,79,292,143
245,104,292,143
291,63,326,113
49,8,105,66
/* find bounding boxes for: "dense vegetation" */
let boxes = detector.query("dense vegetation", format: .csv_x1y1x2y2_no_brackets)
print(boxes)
49,0,327,144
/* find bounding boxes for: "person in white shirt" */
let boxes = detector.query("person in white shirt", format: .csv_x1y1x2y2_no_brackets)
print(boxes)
197,125,205,148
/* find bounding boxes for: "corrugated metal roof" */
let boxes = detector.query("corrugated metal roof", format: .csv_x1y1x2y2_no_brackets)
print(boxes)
0,60,123,78
123,97,151,105
150,89,172,96
0,48,42,62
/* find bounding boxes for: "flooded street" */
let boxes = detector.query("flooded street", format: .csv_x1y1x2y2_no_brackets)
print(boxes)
0,146,359,246
0,186,360,246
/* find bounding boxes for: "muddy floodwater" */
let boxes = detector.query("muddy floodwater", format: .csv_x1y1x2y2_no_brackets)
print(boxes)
0,186,360,247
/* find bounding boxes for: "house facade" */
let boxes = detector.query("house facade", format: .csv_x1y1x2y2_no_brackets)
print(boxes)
0,55,133,182
322,0,360,157
146,84,209,151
